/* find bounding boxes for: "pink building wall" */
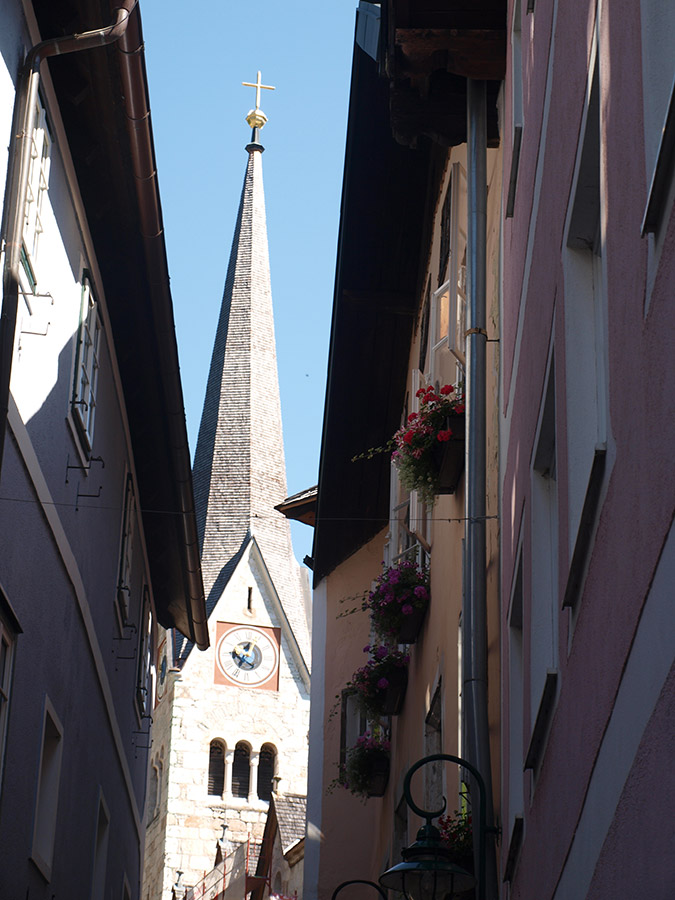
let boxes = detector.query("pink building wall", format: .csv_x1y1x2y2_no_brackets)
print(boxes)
501,0,675,896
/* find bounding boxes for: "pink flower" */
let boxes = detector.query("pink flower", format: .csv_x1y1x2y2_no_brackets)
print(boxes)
412,448,423,459
402,604,414,615
377,677,390,689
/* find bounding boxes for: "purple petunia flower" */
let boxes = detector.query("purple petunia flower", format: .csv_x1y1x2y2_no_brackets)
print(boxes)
402,604,414,615
377,677,389,689
414,586,428,599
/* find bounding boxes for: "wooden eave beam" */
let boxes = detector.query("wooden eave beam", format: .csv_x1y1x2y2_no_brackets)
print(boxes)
396,28,506,80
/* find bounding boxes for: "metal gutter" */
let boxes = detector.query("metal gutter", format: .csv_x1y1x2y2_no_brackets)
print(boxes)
115,14,209,651
464,78,498,899
0,3,136,479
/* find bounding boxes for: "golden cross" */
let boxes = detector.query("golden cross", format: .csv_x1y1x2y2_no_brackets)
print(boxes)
242,71,275,110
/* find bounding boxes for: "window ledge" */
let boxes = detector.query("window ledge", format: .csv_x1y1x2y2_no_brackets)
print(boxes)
524,669,558,771
503,814,524,882
563,444,606,608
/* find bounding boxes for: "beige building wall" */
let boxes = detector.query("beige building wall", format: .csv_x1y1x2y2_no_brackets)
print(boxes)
309,139,502,897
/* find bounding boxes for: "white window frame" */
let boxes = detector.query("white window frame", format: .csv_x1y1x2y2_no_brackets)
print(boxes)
429,164,467,387
71,275,101,454
23,94,51,271
136,586,154,720
117,473,136,624
31,696,64,881
447,162,468,371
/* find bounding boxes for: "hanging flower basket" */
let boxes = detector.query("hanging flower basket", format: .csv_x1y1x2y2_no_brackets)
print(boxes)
364,559,430,644
430,411,466,494
348,646,410,718
344,732,391,798
373,664,408,715
392,384,466,504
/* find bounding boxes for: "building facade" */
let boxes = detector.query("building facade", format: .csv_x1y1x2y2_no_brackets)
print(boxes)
308,1,675,899
306,4,503,899
143,102,311,900
0,2,208,898
499,0,675,895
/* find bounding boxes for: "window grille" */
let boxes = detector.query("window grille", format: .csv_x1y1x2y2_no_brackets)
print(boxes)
231,743,250,798
257,744,275,800
208,742,225,796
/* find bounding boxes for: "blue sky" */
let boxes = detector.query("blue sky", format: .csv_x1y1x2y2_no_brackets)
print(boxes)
142,2,357,566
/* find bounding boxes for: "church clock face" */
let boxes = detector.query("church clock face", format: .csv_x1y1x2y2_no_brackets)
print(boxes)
215,624,280,689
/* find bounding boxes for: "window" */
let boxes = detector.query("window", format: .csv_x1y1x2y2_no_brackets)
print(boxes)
0,594,19,796
71,275,101,453
507,557,524,832
90,794,110,900
31,698,64,880
428,164,467,388
23,94,51,270
148,764,159,815
564,59,607,597
117,474,136,622
136,587,154,718
640,2,675,236
208,741,225,796
231,742,250,799
530,357,559,707
424,684,443,812
506,0,524,217
339,689,368,773
257,743,276,801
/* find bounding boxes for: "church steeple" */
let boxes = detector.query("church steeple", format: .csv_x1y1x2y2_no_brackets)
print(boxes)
191,76,310,663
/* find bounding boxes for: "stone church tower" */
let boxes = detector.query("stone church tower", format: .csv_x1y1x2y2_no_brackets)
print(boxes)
143,79,311,900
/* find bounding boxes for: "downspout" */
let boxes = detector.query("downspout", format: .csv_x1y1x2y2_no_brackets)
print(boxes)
463,79,498,899
0,3,136,480
115,17,209,651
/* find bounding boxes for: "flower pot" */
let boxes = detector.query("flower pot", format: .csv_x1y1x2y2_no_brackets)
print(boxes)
432,413,465,494
363,753,390,797
372,666,408,716
396,600,429,644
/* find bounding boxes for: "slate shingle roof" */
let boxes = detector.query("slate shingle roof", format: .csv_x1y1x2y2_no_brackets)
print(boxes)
274,794,307,854
188,143,310,665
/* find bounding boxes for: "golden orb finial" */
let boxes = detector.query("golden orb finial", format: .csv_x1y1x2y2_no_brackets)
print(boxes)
242,70,275,131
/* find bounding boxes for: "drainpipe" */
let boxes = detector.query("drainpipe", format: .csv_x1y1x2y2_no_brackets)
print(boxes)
0,3,136,480
463,78,498,900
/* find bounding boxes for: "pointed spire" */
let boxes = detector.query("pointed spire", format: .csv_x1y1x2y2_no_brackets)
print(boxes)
191,90,310,663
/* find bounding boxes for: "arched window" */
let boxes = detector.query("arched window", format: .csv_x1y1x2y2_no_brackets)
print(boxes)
148,764,158,816
257,743,276,801
232,742,250,799
208,741,225,796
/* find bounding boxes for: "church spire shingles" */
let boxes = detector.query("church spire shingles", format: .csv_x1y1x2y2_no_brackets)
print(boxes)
191,84,310,663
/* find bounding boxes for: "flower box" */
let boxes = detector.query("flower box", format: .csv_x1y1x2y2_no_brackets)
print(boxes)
365,560,430,643
372,664,408,716
396,600,428,644
362,752,390,797
340,732,391,799
349,646,410,718
431,412,466,494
